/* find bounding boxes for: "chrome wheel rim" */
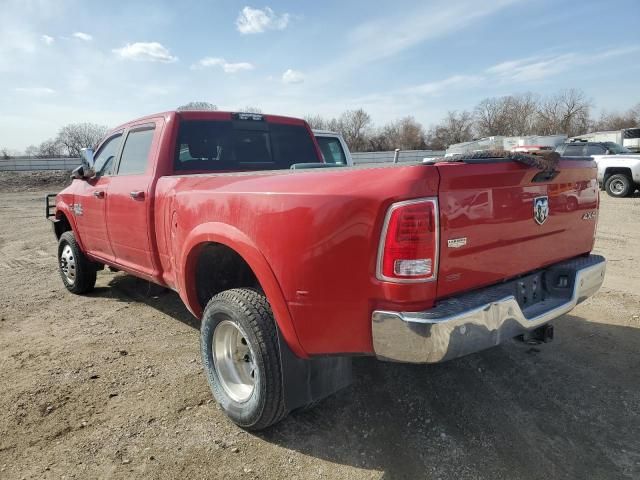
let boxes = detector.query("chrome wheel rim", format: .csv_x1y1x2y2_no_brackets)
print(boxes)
60,244,76,284
212,320,257,403
610,179,625,195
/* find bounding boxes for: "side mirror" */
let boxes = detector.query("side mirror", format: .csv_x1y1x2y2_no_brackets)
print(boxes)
71,165,85,180
80,148,95,178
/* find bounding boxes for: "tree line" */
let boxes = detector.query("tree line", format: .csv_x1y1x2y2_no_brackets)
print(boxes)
305,89,640,152
2,91,638,159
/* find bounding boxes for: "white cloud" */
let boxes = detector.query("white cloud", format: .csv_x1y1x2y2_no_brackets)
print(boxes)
191,57,254,73
236,6,290,34
223,62,254,73
14,87,55,96
113,42,177,63
41,34,54,45
404,75,483,95
345,0,518,67
383,45,640,102
486,46,640,83
72,32,93,41
282,69,304,84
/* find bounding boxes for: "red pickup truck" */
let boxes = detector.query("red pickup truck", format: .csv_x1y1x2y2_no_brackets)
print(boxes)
46,110,606,430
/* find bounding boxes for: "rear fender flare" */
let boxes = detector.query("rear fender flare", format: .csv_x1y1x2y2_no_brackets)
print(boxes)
179,222,307,358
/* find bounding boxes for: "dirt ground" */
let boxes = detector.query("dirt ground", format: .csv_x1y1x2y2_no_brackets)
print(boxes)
0,173,639,480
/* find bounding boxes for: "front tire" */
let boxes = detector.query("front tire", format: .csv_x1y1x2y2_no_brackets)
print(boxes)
200,288,286,430
57,231,97,294
605,174,633,197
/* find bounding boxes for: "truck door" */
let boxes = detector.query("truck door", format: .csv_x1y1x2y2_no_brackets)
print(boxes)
73,132,123,262
105,121,161,279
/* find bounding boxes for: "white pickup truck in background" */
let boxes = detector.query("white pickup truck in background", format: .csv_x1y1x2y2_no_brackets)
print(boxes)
556,141,640,197
313,130,353,166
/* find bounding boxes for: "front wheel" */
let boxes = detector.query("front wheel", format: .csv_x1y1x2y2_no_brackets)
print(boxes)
57,231,97,294
200,288,286,430
605,174,633,198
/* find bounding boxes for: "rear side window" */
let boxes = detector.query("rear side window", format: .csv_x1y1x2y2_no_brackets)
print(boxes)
174,120,319,171
316,136,347,164
118,127,155,175
562,144,584,156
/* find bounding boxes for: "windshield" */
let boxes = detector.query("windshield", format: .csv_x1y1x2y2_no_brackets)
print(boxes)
174,119,319,172
604,142,631,154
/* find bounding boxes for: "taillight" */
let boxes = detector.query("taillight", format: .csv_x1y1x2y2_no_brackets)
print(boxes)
376,198,439,283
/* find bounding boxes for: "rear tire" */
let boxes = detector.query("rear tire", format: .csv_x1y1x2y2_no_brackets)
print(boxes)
605,174,633,197
200,288,286,430
57,231,97,294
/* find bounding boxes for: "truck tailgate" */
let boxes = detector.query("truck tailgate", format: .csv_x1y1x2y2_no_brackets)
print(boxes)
435,159,598,299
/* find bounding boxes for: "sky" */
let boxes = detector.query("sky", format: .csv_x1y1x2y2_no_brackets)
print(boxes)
1,0,639,152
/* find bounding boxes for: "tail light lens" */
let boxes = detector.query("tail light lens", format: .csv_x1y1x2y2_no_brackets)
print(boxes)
376,198,439,283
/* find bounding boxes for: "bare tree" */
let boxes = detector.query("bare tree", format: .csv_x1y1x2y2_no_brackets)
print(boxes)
35,138,65,157
24,145,39,157
338,109,372,152
535,89,590,136
57,123,109,157
177,101,218,111
475,97,511,137
506,93,540,136
373,116,426,150
632,103,640,125
475,93,540,137
426,111,475,150
1,147,12,160
303,114,327,130
591,103,640,131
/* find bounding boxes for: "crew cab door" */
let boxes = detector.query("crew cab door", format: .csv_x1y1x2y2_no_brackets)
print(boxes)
105,120,161,278
73,132,123,262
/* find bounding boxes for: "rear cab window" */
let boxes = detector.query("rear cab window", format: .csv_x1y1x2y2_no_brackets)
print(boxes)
174,114,319,172
562,144,585,157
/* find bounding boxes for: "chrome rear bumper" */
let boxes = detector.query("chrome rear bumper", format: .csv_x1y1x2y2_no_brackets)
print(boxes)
372,255,606,363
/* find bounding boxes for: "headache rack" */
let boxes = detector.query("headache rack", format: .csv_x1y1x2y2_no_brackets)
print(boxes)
45,193,57,220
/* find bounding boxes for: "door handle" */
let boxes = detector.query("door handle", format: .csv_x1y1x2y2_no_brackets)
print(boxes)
93,190,105,198
130,190,145,200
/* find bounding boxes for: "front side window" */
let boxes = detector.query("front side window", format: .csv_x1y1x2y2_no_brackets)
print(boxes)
93,133,123,177
316,136,347,164
117,126,155,175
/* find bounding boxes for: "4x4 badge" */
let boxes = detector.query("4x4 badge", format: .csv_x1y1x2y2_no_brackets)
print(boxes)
533,196,549,225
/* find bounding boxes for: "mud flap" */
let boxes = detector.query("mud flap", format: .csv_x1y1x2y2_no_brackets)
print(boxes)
277,329,353,412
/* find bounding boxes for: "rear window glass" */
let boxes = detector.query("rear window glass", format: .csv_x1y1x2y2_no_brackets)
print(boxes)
562,144,584,156
175,120,318,171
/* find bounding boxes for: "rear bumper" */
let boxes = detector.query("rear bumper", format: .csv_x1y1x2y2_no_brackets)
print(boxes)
371,254,606,363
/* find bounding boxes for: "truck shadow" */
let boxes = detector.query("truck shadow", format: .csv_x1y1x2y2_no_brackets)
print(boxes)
263,314,640,479
93,273,640,480
89,272,200,330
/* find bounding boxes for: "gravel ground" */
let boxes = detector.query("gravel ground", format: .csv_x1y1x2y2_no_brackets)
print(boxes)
0,178,639,479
